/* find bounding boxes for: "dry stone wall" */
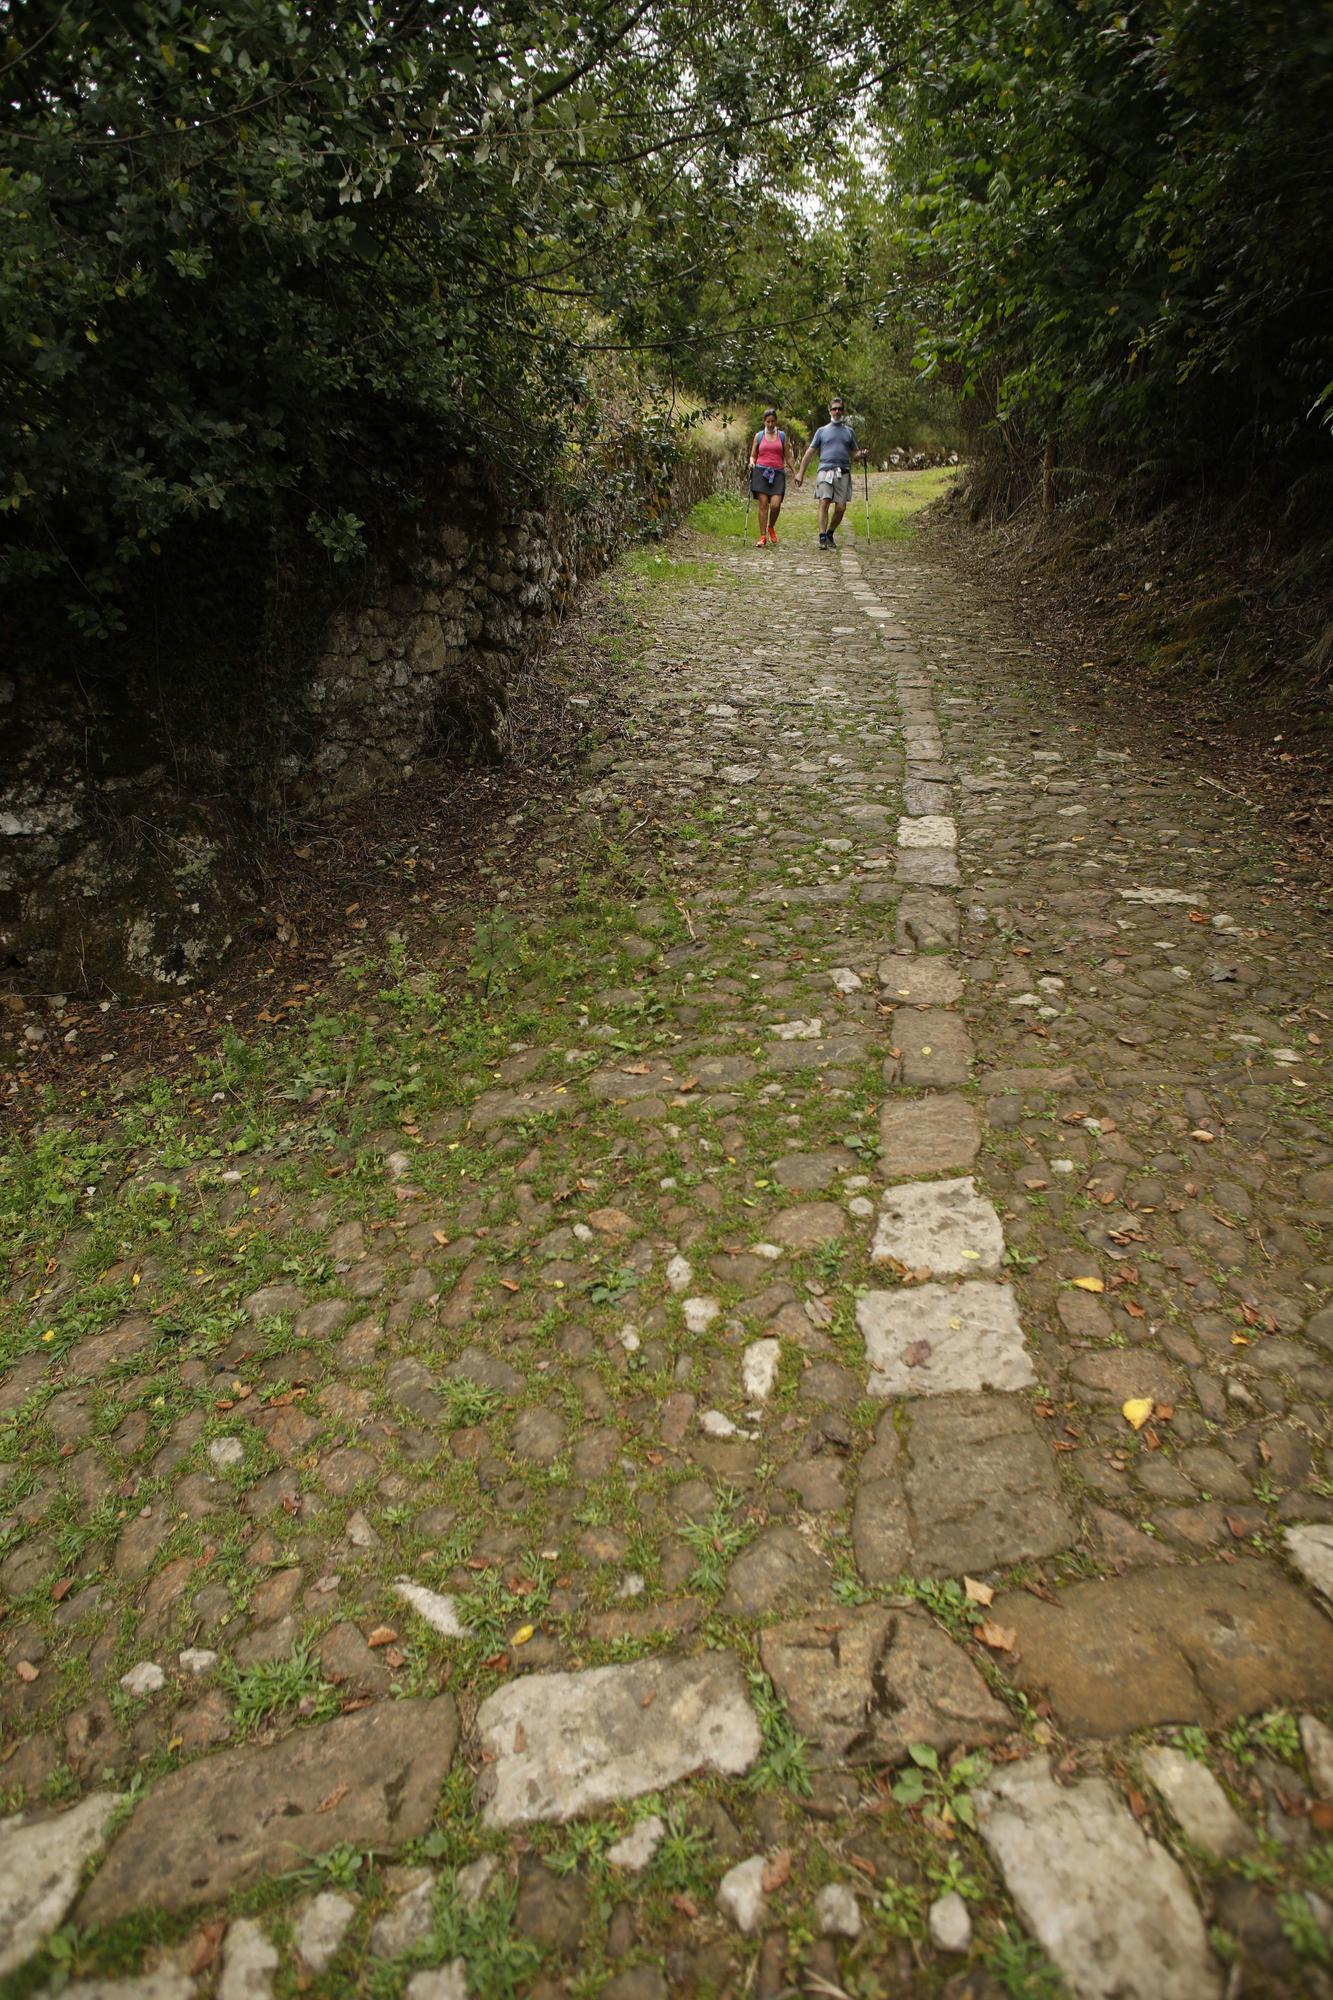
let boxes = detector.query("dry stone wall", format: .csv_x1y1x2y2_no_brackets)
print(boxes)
0,441,722,998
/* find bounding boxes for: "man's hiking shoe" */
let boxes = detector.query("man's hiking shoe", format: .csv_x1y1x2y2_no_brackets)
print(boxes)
818,532,829,548
826,534,838,550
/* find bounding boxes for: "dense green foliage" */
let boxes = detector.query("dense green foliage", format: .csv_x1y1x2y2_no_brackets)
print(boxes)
0,0,876,630
883,0,1333,483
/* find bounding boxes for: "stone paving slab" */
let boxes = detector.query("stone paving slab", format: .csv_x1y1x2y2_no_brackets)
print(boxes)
759,1606,1008,1767
853,1395,1076,1581
81,1697,458,1919
0,1791,120,1976
475,1654,760,1825
977,1759,1222,2000
858,1281,1035,1396
895,848,960,887
877,1093,982,1175
876,953,963,1005
888,1007,973,1085
995,1561,1333,1735
871,1176,1004,1275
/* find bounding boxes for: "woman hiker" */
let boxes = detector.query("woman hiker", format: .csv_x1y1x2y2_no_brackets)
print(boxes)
747,407,795,546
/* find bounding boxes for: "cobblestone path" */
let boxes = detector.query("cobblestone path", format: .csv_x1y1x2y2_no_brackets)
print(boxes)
4,487,1333,1998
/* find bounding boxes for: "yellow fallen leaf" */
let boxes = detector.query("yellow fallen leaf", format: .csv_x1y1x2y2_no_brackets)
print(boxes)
511,1624,535,1647
1189,1128,1215,1142
1122,1397,1154,1431
1070,1276,1104,1293
964,1576,994,1607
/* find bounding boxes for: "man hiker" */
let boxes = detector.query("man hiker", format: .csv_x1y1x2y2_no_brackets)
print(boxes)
795,397,867,548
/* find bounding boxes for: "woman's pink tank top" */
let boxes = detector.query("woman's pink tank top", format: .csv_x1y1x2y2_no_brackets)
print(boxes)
755,429,785,468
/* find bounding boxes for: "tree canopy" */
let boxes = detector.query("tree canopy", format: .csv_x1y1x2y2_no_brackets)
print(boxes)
878,0,1333,485
0,0,881,630
3,0,1328,641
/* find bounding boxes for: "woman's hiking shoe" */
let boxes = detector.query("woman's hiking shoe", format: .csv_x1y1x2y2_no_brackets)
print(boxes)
767,525,778,544
755,537,768,548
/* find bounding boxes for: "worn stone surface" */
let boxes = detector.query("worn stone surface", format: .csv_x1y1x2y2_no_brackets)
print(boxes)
0,1791,121,1976
858,1282,1034,1397
929,1891,972,1954
218,1918,280,2000
476,1655,760,1825
977,1759,1221,1999
878,1094,982,1175
1139,1747,1253,1859
815,1882,862,1939
370,1875,436,1957
854,1395,1075,1581
82,1698,457,1917
292,1892,358,1972
760,1606,1008,1767
1284,1522,1333,1604
607,1816,664,1874
405,1967,468,2000
888,1009,973,1085
877,955,963,1006
721,1525,828,1614
996,1562,1333,1734
717,1857,767,1935
871,1176,1004,1275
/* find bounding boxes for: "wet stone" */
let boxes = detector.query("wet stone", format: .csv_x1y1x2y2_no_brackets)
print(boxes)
476,1653,760,1826
996,1560,1333,1735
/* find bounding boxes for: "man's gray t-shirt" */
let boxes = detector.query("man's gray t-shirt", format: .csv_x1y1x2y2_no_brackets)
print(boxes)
811,421,858,470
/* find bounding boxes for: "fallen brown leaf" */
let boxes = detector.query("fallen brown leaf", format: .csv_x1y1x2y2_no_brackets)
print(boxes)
367,1626,397,1648
977,1620,1017,1652
963,1576,994,1607
15,1661,38,1683
904,1339,932,1368
317,1783,349,1814
188,1921,226,1975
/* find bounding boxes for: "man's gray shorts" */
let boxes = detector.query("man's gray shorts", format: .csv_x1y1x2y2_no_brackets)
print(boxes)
815,468,853,503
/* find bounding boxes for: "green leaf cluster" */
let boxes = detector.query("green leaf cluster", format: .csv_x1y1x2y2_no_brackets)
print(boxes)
880,0,1333,478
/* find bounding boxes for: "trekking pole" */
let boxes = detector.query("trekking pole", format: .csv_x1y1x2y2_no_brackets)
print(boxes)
863,457,871,544
743,468,751,544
